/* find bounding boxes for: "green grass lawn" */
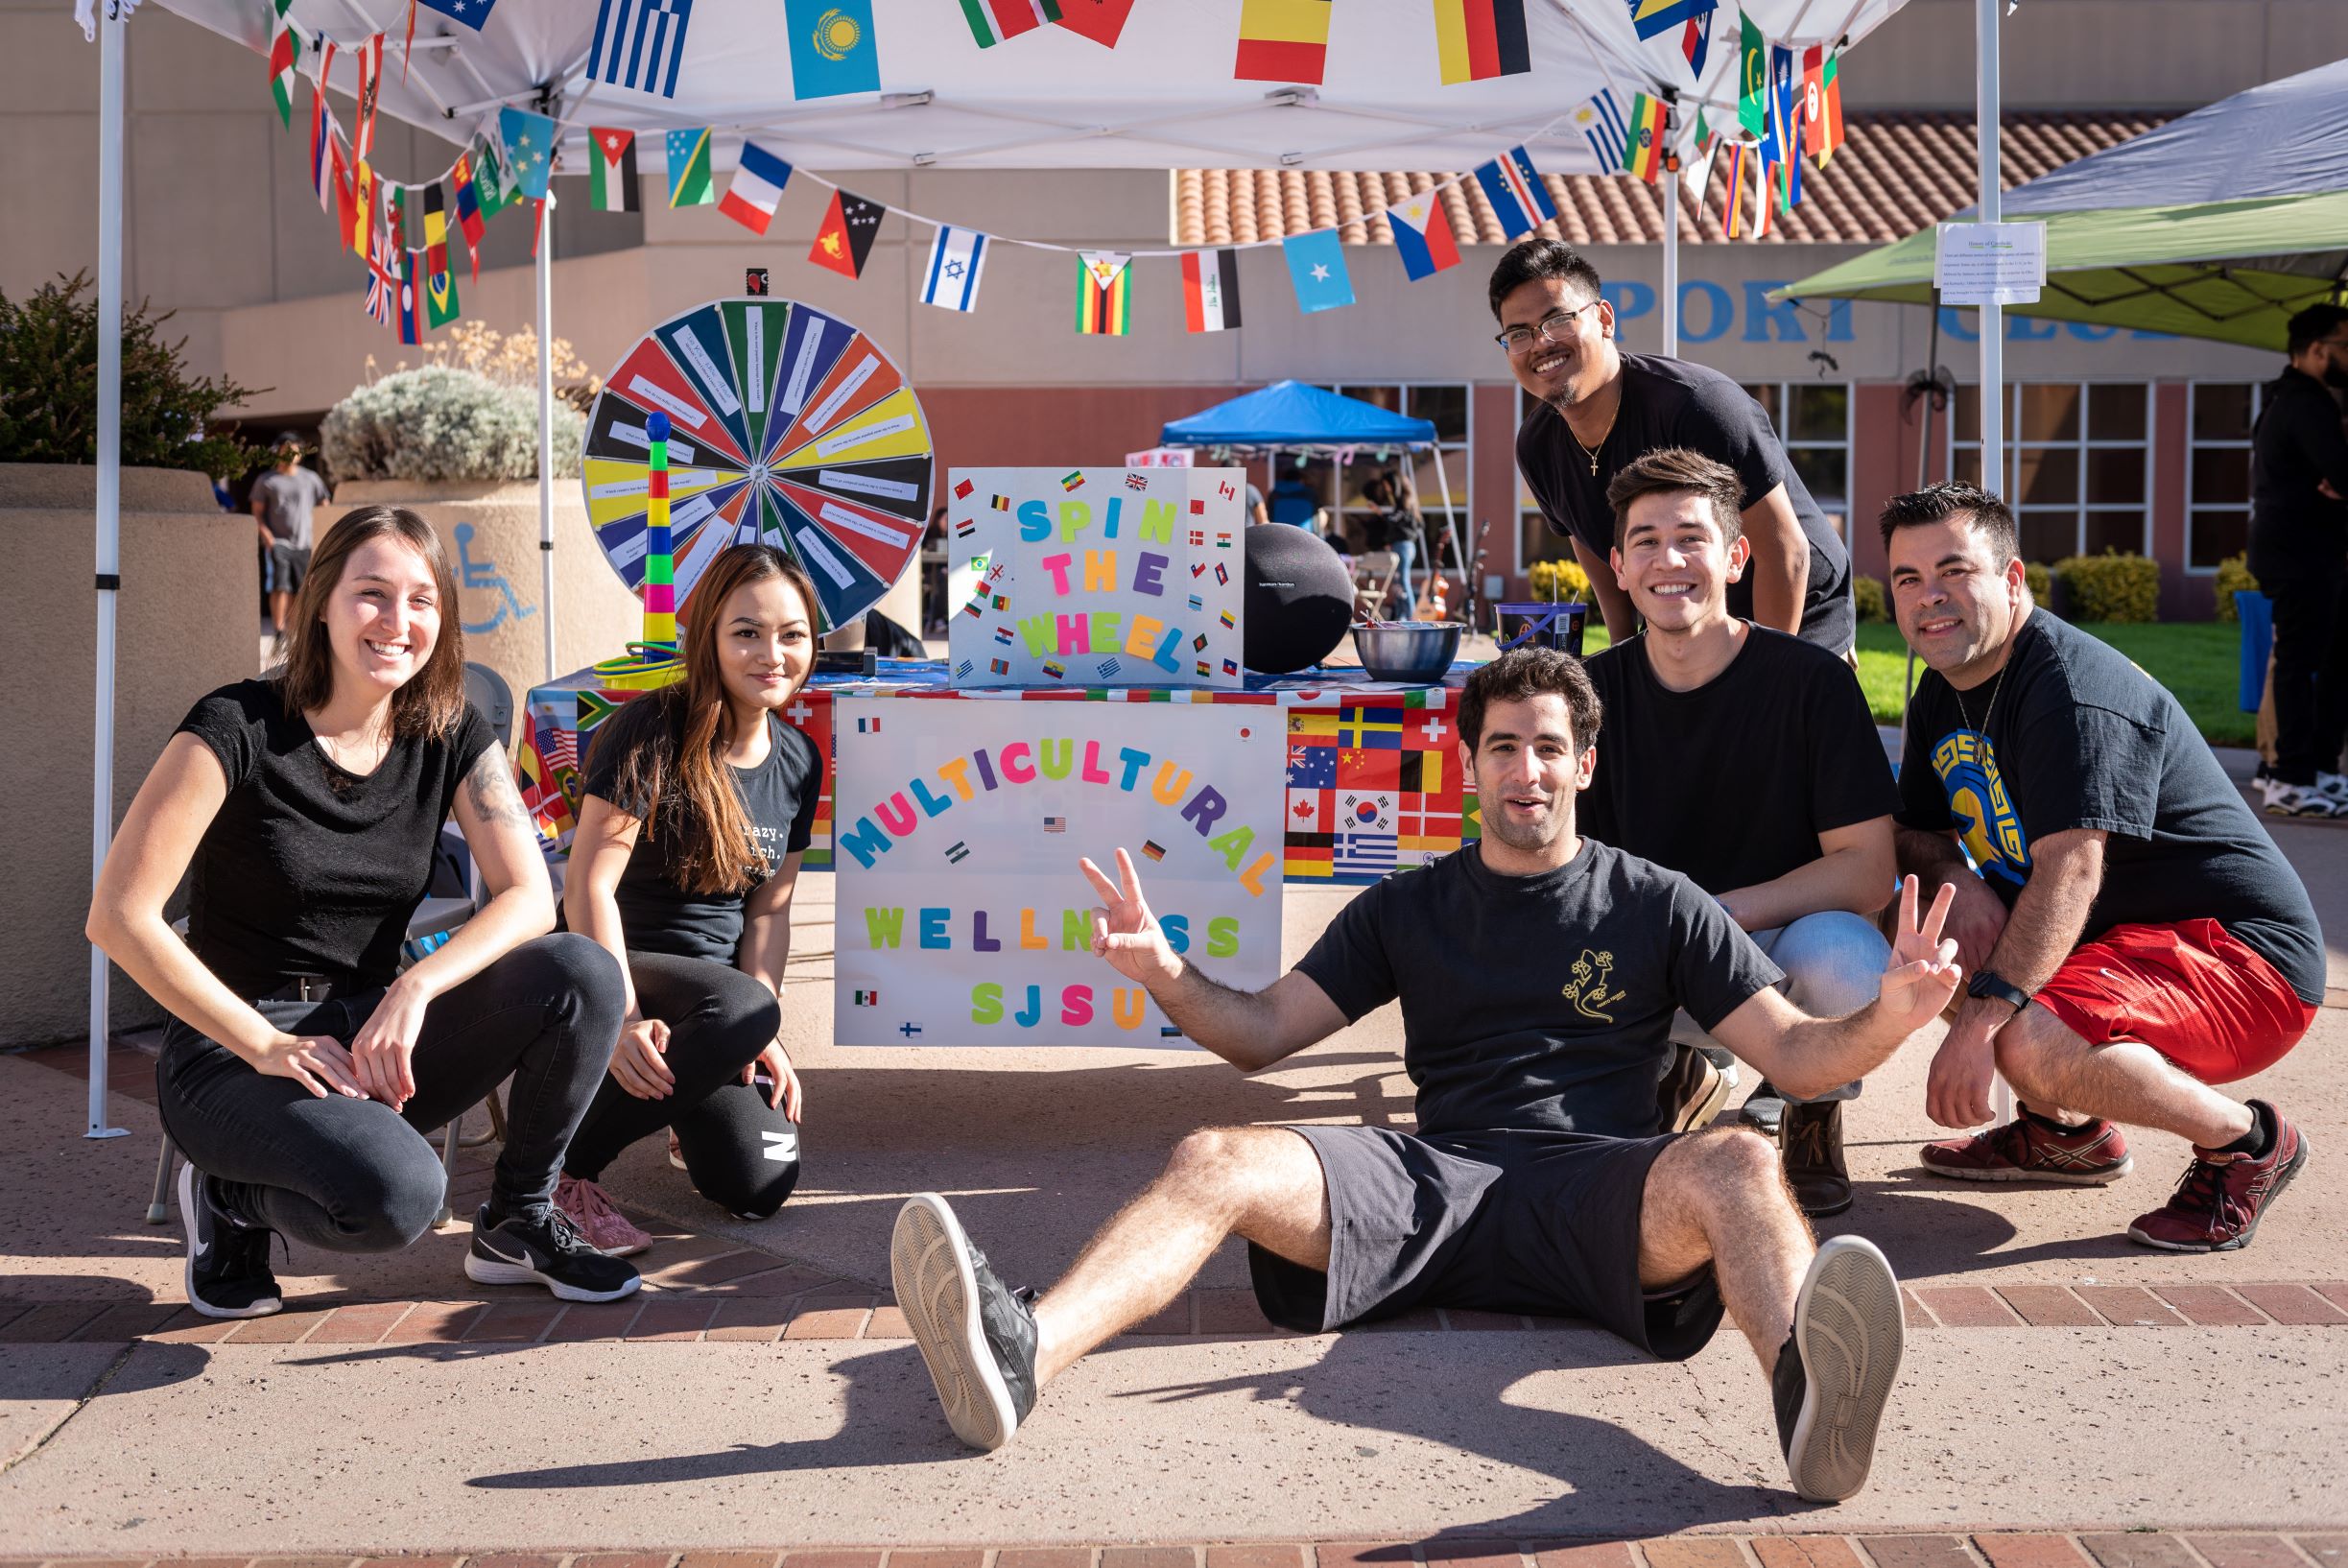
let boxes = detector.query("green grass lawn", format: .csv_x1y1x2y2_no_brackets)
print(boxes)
1577,620,2255,748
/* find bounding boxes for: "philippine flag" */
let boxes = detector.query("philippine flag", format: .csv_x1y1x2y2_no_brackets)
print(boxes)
718,140,794,235
1385,190,1461,281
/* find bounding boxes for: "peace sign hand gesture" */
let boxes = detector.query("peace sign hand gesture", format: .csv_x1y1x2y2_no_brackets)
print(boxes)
1079,848,1184,989
1876,873,1963,1040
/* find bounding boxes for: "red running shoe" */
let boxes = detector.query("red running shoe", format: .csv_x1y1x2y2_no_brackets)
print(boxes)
2127,1101,2308,1252
1920,1112,2133,1184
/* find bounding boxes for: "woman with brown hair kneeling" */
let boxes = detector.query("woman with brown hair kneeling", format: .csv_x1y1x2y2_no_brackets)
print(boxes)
553,544,824,1253
90,507,636,1319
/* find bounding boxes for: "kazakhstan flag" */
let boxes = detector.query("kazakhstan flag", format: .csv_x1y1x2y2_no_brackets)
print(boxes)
787,0,881,99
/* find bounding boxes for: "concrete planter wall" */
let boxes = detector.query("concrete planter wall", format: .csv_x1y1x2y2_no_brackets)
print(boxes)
0,464,251,1047
332,479,641,717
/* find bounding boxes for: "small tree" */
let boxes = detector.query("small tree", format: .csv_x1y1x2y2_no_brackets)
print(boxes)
0,271,261,477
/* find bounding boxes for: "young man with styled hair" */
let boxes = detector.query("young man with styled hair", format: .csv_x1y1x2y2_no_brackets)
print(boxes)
887,648,1965,1504
1885,483,2323,1249
1580,448,1902,1217
1497,239,1854,653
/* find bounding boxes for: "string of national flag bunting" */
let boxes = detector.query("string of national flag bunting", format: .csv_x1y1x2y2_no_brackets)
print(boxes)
257,0,1851,344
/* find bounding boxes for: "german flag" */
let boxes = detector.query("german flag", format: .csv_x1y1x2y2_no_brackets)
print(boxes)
1432,0,1529,85
1141,840,1167,862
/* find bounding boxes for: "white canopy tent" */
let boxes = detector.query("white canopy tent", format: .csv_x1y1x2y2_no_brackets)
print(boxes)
78,0,1912,1129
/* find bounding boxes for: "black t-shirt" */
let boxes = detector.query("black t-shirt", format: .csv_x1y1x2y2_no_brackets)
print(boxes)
2248,366,2348,575
581,695,821,963
1582,625,1900,894
1517,354,1854,653
1896,611,2325,1006
176,678,496,993
1294,840,1783,1139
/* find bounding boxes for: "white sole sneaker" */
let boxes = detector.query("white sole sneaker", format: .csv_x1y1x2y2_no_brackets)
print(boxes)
1785,1234,1905,1503
178,1162,282,1319
890,1193,1018,1452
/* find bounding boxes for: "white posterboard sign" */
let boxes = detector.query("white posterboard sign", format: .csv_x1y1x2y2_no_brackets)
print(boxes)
832,697,1285,1048
945,466,1247,690
1933,221,2048,306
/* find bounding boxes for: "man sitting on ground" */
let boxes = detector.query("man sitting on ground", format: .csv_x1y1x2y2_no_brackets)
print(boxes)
1580,449,1902,1217
889,648,1962,1504
1885,483,2322,1250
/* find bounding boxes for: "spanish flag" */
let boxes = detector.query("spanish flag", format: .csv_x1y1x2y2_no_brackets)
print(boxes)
1432,0,1530,84
1234,0,1332,84
1624,92,1667,182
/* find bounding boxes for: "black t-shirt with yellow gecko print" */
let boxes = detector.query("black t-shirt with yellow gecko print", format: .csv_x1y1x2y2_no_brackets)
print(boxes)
1294,840,1783,1139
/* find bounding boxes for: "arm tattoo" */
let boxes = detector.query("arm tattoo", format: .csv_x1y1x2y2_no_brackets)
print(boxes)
463,745,534,831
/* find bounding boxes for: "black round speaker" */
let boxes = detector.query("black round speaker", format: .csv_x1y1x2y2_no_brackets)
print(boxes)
1243,523,1355,674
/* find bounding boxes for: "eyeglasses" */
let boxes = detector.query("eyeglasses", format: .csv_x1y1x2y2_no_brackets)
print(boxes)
1495,300,1599,354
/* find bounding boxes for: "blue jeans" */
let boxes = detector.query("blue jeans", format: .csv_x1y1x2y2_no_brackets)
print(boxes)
1390,538,1417,610
1678,910,1887,1104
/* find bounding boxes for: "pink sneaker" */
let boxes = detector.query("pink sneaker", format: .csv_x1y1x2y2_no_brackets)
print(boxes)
1920,1112,2133,1184
553,1174,653,1257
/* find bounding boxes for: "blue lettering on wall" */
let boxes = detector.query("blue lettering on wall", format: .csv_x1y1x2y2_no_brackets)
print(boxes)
1601,280,1656,322
1679,280,1734,344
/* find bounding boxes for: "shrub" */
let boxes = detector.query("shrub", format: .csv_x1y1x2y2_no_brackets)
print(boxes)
1527,556,1593,604
2213,554,2259,623
0,271,260,477
321,365,582,484
2053,550,2160,623
2024,560,2052,606
1852,575,1888,623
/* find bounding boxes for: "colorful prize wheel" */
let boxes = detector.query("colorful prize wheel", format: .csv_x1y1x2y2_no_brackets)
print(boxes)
581,298,935,633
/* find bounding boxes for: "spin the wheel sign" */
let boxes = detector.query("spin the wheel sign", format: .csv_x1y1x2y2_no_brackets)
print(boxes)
581,298,935,632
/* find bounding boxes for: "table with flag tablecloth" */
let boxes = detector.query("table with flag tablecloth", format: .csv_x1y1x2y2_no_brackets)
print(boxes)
518,660,1482,885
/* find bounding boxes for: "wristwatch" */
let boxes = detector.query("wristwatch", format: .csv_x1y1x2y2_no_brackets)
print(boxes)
1966,969,2031,1013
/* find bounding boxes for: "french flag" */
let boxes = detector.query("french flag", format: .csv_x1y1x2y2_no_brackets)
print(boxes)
1386,190,1461,280
719,140,794,235
1474,145,1556,241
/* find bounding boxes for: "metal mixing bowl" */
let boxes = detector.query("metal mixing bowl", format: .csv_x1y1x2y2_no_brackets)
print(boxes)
1351,621,1462,683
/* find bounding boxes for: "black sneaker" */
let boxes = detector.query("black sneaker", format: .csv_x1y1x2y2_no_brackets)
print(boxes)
1773,1234,1904,1503
891,1192,1039,1452
1783,1100,1855,1218
178,1161,283,1319
1739,1078,1788,1138
463,1203,642,1302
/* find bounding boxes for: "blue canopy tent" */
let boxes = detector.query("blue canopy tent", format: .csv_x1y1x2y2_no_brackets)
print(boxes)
1160,382,1463,612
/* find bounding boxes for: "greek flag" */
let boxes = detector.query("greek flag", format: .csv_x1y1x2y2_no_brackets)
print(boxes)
922,225,990,313
1577,88,1630,172
587,0,694,99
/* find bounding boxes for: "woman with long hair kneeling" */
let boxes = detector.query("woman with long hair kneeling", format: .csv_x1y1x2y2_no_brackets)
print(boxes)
89,508,635,1319
553,544,823,1253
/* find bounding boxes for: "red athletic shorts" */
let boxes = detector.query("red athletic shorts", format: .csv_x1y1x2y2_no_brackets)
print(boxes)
2031,918,2317,1084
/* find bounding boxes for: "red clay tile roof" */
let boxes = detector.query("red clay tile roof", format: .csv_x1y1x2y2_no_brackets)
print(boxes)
1173,112,2168,249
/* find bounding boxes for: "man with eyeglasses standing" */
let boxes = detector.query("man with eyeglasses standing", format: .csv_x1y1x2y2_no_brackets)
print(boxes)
1499,239,1854,656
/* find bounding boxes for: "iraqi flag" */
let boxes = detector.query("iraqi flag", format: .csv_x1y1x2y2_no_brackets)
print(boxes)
1384,189,1460,280
588,128,639,211
719,140,794,234
921,225,990,312
1180,249,1241,333
1474,144,1555,240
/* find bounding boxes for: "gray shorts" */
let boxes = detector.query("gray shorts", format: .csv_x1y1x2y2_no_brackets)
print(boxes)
1247,1125,1722,1360
268,539,310,593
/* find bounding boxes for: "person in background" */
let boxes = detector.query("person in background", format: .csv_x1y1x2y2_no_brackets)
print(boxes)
1268,472,1318,528
251,435,332,659
1245,476,1269,527
1378,468,1427,615
2248,302,2348,818
554,544,824,1252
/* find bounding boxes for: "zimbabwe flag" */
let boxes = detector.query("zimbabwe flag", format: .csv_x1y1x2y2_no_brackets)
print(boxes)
1076,252,1131,336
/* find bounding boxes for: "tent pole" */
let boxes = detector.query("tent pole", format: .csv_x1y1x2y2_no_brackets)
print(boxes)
535,190,558,682
1660,171,1680,358
86,4,130,1142
1427,444,1465,621
1976,0,2004,501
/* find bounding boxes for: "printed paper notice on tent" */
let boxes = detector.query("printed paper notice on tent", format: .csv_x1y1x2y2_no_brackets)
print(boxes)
946,466,1248,691
1933,222,2048,306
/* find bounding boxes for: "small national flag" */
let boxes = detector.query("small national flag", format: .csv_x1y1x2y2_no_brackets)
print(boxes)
787,0,881,99
665,129,714,205
1624,91,1667,181
588,128,640,212
267,3,300,129
426,257,460,328
1190,529,1206,546
419,0,501,28
308,73,336,213
1043,815,1067,833
450,154,485,274
332,145,356,249
1219,609,1237,630
1234,0,1331,83
1216,531,1233,547
720,140,794,233
351,158,375,259
1800,44,1826,158
922,226,990,312
1221,658,1240,676
858,715,882,732
1161,1025,1184,1037
1759,41,1794,163
1720,139,1748,238
990,493,1011,511
1197,660,1212,677
1055,0,1134,47
1815,50,1846,163
1128,474,1151,491
955,657,975,678
1385,188,1460,280
1432,0,1530,84
852,988,879,1006
961,0,1060,48
1752,155,1776,239
1187,593,1203,609
364,247,396,326
1180,249,1242,333
470,134,509,219
946,840,971,864
1214,562,1230,584
1140,840,1167,862
954,478,975,499
1098,657,1122,678
500,106,556,200
1282,229,1355,314
586,0,695,99
352,33,385,158
1060,470,1086,490
994,625,1014,645
1627,0,1710,40
422,183,450,278
1474,145,1555,240
1573,91,1629,176
810,190,884,277
988,658,1010,676
1739,11,1766,137
1680,8,1711,78
1193,632,1210,650
397,250,424,344
1076,252,1132,336
1043,660,1067,678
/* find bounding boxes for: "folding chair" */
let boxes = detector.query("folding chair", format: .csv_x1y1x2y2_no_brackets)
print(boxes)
1350,550,1399,621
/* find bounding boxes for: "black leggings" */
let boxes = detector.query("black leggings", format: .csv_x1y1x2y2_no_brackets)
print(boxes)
2265,551,2348,785
560,950,802,1219
156,934,626,1252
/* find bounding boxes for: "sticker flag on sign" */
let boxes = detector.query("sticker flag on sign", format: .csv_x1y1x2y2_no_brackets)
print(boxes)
1141,840,1167,862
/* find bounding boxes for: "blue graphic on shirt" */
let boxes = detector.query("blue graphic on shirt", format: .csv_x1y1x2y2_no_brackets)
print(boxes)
1931,728,2030,886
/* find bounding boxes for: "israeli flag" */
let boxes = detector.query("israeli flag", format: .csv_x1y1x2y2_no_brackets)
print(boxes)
587,0,694,100
922,225,990,313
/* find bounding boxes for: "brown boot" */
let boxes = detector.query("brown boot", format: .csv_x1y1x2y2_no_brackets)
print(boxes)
1656,1041,1735,1133
1782,1100,1853,1217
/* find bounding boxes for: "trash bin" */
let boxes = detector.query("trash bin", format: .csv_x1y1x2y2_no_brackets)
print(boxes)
2235,589,2272,713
